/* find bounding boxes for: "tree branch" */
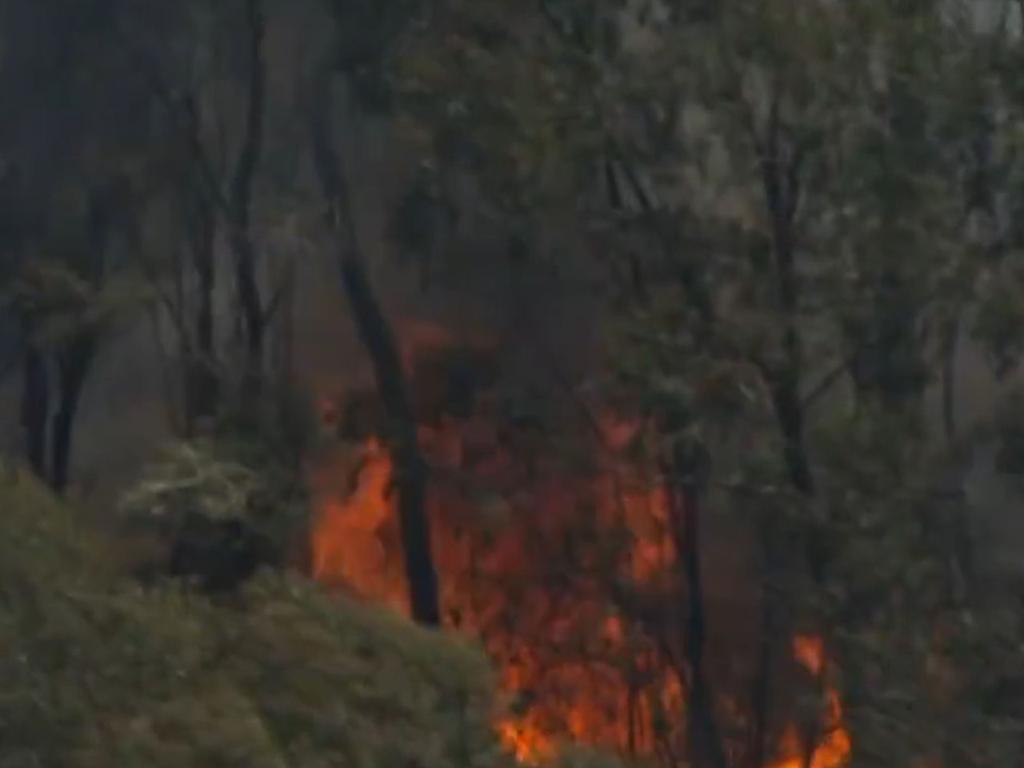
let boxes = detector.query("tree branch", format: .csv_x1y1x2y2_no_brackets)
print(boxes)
230,0,266,232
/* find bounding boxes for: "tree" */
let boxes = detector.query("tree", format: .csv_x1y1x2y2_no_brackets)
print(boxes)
0,0,157,491
309,0,441,626
124,0,291,423
387,0,1024,764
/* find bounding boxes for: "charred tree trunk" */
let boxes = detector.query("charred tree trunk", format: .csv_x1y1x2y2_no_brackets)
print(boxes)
664,447,728,768
50,333,96,494
749,110,810,748
186,190,219,425
339,256,439,626
749,93,816,768
756,97,814,498
748,521,781,768
613,149,726,766
771,368,814,495
50,187,108,495
229,0,267,391
311,59,440,626
20,341,49,481
231,233,264,389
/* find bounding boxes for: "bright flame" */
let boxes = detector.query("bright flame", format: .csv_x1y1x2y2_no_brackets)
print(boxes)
310,421,684,760
770,636,852,768
309,333,852,767
310,438,408,614
499,720,555,763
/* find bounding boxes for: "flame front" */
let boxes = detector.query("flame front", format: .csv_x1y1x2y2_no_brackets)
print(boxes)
309,342,851,767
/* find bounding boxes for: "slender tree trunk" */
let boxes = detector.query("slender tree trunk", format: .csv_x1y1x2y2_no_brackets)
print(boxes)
748,521,781,768
20,341,49,481
187,194,219,425
749,94,816,767
757,109,814,497
48,187,110,493
311,59,441,626
771,372,814,494
50,334,95,494
232,233,264,387
229,0,267,391
664,447,728,768
619,163,726,766
942,315,959,445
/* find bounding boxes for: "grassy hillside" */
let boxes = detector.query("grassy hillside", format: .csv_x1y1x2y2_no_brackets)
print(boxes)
0,469,503,768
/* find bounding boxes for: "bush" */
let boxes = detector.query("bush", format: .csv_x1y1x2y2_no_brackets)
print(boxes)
117,439,305,591
0,470,503,768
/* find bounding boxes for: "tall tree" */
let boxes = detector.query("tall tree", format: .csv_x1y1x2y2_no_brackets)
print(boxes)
0,0,156,491
309,1,441,626
388,0,1024,763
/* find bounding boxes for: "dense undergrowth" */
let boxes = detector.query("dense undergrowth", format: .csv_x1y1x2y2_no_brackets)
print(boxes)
0,469,510,768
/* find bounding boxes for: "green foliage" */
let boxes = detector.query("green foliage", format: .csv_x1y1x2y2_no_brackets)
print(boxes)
973,265,1024,379
7,0,1024,765
0,470,507,768
808,408,1024,766
118,411,316,552
119,440,264,526
2,242,147,351
391,1,1024,764
393,0,604,213
554,745,650,768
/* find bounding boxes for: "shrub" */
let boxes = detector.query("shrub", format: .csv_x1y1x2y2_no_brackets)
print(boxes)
0,470,503,768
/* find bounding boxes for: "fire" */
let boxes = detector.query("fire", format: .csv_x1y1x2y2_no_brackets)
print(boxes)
311,420,683,759
499,720,554,763
308,330,851,767
770,636,852,768
793,634,825,677
310,437,408,614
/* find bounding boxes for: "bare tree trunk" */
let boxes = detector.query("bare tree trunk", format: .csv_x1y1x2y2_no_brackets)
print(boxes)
756,97,814,498
187,191,219,426
229,0,267,391
50,186,109,494
664,445,728,768
748,92,815,768
20,341,49,481
50,333,95,494
748,521,780,768
310,59,441,626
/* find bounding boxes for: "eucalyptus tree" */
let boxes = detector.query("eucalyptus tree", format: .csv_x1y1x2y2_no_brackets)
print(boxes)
0,0,169,491
387,0,1024,765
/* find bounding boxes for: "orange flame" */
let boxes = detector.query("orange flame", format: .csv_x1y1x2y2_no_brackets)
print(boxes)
793,635,826,677
309,341,851,766
310,438,408,614
770,636,852,768
499,720,555,763
310,421,683,760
